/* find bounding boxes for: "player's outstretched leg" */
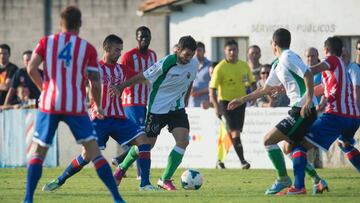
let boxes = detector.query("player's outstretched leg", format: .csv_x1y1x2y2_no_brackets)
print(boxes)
43,154,89,191
158,146,185,191
84,140,125,202
265,144,291,195
114,146,139,186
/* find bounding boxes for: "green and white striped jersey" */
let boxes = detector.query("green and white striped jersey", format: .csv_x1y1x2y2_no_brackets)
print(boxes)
143,54,198,114
265,50,317,107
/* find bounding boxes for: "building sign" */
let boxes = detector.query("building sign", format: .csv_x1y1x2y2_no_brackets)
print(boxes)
251,24,336,33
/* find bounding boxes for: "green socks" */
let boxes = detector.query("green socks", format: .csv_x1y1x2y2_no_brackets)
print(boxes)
266,145,288,179
119,146,138,171
161,146,185,180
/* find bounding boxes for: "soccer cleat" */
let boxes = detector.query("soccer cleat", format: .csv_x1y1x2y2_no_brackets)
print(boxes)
313,179,329,195
216,161,226,169
276,186,306,195
265,176,292,195
42,179,61,191
113,167,126,186
241,161,251,169
157,178,176,191
139,184,161,191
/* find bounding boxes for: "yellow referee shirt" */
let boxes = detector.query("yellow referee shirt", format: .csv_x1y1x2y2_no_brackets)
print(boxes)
209,59,255,101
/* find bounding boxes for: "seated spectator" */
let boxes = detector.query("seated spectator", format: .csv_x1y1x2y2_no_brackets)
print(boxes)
0,44,18,105
0,85,35,110
256,64,290,107
256,64,272,107
4,50,43,106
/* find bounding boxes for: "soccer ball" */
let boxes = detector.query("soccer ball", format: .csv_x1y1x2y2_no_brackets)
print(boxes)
180,169,203,190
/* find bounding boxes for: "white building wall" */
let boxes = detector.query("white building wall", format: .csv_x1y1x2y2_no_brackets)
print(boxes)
169,0,360,63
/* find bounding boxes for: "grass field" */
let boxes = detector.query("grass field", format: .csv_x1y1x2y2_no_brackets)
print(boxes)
1,167,359,203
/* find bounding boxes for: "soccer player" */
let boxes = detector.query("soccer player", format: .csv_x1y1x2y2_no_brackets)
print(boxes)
111,26,157,180
24,6,124,203
228,28,317,195
303,36,360,190
109,35,199,191
42,34,158,192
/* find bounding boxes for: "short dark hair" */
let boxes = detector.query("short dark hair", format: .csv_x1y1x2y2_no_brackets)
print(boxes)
324,36,343,57
248,44,260,50
272,28,291,49
103,34,123,49
196,41,205,50
224,39,238,48
60,6,81,30
178,35,197,51
136,26,151,36
22,50,32,56
0,44,11,55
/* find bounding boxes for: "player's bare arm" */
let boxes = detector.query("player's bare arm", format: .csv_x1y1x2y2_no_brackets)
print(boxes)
309,61,328,75
300,70,314,118
209,88,225,118
88,70,104,119
27,53,43,91
184,82,193,107
109,72,147,97
227,85,274,110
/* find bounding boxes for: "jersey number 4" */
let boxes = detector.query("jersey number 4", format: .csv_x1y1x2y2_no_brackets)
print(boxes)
58,42,73,68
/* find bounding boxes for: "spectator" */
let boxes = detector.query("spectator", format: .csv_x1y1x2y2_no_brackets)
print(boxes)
209,39,256,169
305,47,324,111
0,44,18,105
201,61,218,109
342,48,360,108
247,45,262,82
305,47,321,86
189,41,212,107
0,85,33,110
4,50,43,106
256,64,272,107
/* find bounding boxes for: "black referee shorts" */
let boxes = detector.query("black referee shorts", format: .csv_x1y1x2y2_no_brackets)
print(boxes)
219,100,246,132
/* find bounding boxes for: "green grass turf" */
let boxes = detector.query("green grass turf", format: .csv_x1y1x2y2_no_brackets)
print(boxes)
1,167,359,203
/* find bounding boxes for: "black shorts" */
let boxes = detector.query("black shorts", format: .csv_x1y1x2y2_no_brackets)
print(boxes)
145,109,190,137
219,100,246,132
276,106,317,145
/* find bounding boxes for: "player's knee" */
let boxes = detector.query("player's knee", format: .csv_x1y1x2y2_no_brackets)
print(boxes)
282,143,292,155
81,149,92,162
33,143,48,158
263,138,272,146
176,139,189,148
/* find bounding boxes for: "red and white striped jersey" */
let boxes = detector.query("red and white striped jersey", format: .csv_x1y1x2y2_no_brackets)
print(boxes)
90,61,130,119
322,56,360,118
120,48,157,106
34,32,99,115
